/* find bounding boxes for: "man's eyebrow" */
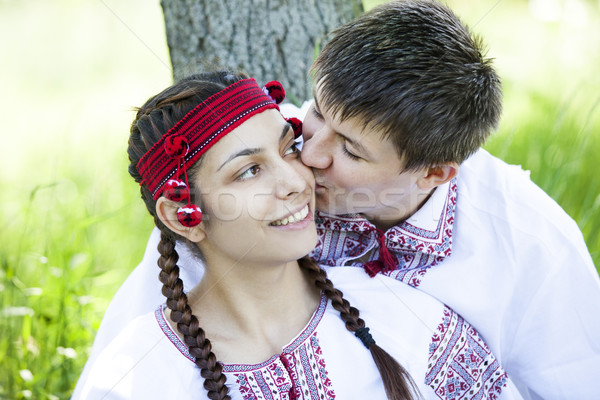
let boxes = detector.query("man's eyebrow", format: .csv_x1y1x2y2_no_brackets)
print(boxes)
217,122,293,172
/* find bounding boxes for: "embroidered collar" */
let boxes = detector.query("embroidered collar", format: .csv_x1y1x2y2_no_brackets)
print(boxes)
155,293,329,370
315,178,457,259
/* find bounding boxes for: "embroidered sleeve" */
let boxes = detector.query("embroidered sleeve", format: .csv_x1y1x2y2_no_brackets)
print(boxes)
426,306,508,399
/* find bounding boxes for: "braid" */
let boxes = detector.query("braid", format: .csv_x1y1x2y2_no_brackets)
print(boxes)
126,71,253,399
156,225,230,400
299,258,421,400
127,71,254,399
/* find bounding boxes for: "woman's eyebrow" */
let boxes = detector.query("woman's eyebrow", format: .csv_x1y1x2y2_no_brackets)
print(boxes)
280,122,292,142
217,147,261,171
217,122,293,172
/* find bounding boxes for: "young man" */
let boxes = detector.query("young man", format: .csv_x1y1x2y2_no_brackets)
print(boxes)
79,1,600,398
301,1,600,399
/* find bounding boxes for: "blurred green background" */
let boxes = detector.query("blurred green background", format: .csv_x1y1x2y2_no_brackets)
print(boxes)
1,0,598,398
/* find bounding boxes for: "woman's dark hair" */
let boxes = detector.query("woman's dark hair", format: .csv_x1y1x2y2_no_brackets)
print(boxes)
127,71,420,400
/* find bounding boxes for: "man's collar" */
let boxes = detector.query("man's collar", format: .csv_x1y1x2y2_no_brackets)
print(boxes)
315,178,457,258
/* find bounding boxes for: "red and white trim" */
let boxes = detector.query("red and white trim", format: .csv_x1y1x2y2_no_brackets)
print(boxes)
311,178,457,287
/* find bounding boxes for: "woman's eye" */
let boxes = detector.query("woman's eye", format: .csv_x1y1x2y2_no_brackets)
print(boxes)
237,165,260,181
283,142,300,156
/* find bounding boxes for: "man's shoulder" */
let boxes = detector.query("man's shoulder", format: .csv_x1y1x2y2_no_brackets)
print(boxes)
457,149,584,244
460,149,555,208
460,149,534,191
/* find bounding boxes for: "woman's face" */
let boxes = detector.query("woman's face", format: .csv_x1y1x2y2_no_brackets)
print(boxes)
193,109,317,266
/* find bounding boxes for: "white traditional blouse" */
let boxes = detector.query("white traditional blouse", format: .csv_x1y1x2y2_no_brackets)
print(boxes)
76,267,524,400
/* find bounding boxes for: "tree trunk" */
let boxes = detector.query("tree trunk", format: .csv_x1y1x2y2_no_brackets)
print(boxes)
161,0,363,103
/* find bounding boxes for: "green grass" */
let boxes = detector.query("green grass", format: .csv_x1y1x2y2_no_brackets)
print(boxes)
0,150,154,399
0,1,169,398
1,0,598,398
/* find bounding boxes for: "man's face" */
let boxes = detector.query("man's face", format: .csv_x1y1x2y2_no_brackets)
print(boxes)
300,96,432,228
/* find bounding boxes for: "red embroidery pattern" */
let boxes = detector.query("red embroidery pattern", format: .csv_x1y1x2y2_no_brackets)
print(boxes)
426,307,508,399
156,296,334,399
232,332,335,400
312,179,457,287
309,335,335,399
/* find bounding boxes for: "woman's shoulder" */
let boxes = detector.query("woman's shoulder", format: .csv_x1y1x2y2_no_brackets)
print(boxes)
75,308,205,399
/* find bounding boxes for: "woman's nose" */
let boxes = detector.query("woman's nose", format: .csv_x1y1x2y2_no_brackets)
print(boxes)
275,160,310,199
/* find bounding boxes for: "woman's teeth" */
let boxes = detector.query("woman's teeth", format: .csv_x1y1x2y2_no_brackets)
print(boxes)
270,205,309,226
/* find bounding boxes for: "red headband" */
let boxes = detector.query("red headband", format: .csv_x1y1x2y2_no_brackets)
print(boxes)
137,78,281,200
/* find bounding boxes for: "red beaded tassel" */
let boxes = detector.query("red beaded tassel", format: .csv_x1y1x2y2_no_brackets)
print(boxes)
163,135,202,227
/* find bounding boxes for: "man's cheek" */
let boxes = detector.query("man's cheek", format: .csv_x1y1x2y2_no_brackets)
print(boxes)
345,188,378,213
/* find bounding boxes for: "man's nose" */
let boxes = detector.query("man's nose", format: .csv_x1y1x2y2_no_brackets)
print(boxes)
301,127,334,169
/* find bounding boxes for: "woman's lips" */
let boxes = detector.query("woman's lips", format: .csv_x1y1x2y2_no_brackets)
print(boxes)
269,204,311,226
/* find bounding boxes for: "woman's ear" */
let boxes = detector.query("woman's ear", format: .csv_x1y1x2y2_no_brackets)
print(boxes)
156,197,206,243
416,162,459,191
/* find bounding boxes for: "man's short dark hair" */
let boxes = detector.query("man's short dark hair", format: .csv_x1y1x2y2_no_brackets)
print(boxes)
311,0,503,170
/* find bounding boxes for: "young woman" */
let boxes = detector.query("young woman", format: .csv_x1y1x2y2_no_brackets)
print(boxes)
75,71,523,400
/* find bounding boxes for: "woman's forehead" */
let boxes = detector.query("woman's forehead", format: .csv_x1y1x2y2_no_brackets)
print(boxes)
201,110,289,166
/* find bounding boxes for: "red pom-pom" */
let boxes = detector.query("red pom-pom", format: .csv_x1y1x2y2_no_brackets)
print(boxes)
262,81,285,104
164,135,189,159
163,179,190,202
177,204,202,227
286,117,303,138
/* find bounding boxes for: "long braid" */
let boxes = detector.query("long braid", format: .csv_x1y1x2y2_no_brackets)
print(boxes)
299,258,421,400
155,225,230,400
127,71,257,399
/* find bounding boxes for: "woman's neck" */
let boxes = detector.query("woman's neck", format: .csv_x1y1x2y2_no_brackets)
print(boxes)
178,258,321,364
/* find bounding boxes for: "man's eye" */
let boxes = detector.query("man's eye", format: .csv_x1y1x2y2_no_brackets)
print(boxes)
312,107,324,120
342,144,361,161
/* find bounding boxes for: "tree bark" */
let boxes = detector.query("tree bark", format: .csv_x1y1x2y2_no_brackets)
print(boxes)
161,0,363,103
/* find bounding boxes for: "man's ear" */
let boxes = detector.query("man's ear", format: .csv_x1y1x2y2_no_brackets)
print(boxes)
155,197,206,243
416,162,459,191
